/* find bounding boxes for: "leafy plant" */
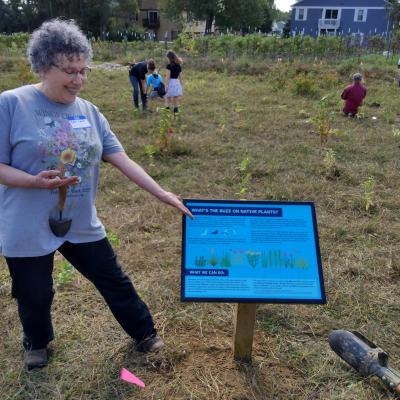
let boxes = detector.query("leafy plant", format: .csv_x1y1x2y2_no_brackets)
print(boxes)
362,176,375,212
56,261,74,287
383,109,394,124
298,109,310,119
157,107,175,152
106,229,121,246
236,155,251,198
232,101,244,113
323,148,339,178
145,144,158,160
310,96,341,145
146,107,177,157
176,32,197,54
292,73,318,96
271,71,286,92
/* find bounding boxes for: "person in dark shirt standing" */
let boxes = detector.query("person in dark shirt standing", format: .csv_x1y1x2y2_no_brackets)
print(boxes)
164,51,183,114
128,59,155,111
341,73,367,117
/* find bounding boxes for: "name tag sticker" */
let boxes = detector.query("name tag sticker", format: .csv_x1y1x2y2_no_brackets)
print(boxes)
68,115,91,129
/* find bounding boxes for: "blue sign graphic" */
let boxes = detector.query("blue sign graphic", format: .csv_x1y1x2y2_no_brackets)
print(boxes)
181,199,326,304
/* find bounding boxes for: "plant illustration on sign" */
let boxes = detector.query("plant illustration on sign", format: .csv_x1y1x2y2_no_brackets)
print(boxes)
194,256,207,267
246,251,260,268
208,249,219,267
220,252,232,268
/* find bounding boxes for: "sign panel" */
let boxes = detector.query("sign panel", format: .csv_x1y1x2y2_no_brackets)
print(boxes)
181,199,326,304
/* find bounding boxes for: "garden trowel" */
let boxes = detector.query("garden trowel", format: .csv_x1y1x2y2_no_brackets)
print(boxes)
49,166,72,237
328,329,400,394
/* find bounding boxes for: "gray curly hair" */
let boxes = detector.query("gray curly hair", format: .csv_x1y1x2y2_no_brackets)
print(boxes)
28,19,93,73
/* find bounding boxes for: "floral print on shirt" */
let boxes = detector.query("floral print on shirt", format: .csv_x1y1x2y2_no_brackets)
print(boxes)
38,116,101,183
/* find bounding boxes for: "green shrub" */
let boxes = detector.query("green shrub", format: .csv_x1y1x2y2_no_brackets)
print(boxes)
291,73,318,96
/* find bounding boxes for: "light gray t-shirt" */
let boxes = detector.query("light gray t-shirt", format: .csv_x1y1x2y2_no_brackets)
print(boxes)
0,85,124,257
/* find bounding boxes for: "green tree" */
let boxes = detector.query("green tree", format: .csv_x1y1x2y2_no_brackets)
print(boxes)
0,0,114,35
282,18,291,38
110,0,138,28
274,9,290,22
161,0,275,34
260,0,276,33
216,0,266,33
0,1,18,32
161,0,222,34
386,0,400,25
79,0,112,36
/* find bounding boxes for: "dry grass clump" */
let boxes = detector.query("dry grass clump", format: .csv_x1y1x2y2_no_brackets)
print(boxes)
0,56,399,400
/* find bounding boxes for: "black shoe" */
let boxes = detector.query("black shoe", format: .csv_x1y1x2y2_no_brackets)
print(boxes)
135,333,164,353
24,348,48,370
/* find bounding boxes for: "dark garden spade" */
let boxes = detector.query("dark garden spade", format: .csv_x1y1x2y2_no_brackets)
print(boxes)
49,165,72,237
328,330,400,394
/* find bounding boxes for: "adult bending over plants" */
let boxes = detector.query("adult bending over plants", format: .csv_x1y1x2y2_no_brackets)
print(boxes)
129,58,156,111
0,19,192,371
341,72,367,117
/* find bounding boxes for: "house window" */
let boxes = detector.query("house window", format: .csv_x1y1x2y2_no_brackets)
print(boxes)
148,10,158,24
354,8,367,22
295,8,307,21
324,9,339,20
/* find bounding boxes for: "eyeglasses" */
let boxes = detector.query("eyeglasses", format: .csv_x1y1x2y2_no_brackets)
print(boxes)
52,64,91,79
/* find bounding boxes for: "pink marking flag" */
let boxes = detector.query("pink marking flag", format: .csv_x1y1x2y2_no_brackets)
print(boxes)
120,367,145,389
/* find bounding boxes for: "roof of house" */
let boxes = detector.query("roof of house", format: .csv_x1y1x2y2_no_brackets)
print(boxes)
291,0,391,8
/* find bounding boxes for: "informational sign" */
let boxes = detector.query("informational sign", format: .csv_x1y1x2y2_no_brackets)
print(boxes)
181,199,326,304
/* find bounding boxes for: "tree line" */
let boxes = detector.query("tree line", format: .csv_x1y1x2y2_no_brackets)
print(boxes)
160,0,285,35
0,0,286,37
0,0,137,35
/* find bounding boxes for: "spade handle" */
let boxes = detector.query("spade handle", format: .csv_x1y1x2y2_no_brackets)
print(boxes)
58,186,67,211
57,163,67,212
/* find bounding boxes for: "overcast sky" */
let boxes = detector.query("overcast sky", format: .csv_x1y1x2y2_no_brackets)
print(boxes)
275,0,296,12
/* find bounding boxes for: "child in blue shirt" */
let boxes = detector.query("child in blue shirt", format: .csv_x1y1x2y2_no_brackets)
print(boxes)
146,66,165,99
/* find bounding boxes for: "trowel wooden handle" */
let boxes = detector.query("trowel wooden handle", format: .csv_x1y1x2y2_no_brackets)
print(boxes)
58,186,67,211
396,383,400,394
57,163,67,211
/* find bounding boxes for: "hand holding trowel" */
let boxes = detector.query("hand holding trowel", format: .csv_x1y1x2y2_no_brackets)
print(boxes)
48,163,77,237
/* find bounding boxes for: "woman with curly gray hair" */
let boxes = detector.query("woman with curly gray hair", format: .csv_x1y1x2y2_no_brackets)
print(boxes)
0,19,192,370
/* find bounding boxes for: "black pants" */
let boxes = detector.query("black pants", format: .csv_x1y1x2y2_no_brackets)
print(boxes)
129,75,147,110
6,238,155,350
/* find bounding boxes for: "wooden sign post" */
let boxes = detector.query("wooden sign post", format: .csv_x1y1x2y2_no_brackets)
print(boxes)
233,303,257,361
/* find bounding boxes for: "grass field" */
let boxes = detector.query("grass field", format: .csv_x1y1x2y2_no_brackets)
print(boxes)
0,54,400,400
